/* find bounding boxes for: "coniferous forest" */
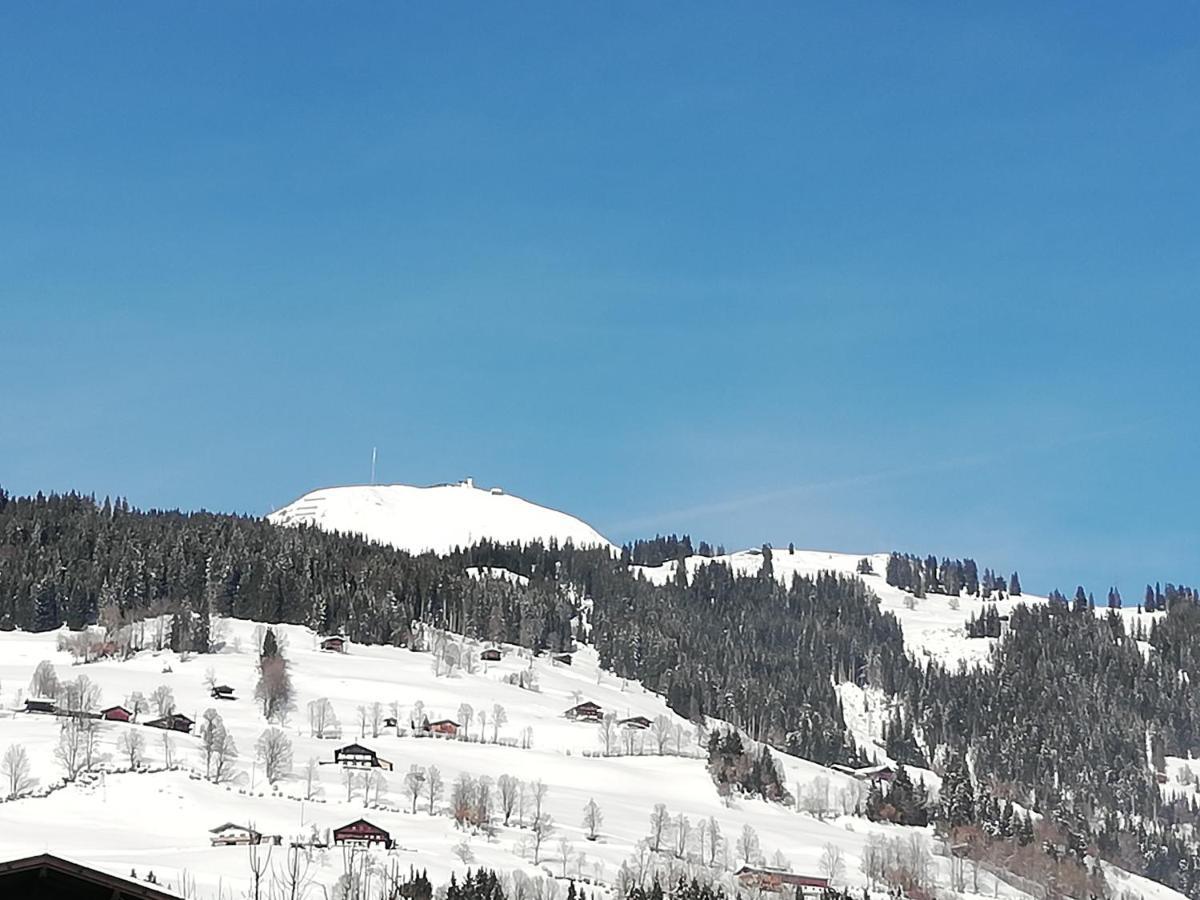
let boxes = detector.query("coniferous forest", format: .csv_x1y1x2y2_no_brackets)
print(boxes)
4,488,1200,896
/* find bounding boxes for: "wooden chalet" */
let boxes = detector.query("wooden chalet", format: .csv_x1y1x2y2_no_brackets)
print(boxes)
333,743,393,770
24,698,57,715
209,823,263,846
552,653,573,665
618,715,652,730
210,685,236,701
383,716,398,728
734,866,829,896
320,636,346,653
100,706,132,722
144,713,194,734
830,763,895,783
426,719,460,737
333,819,393,849
0,853,184,900
480,648,502,661
564,701,603,722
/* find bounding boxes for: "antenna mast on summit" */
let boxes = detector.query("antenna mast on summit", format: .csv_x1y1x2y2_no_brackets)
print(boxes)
371,447,377,484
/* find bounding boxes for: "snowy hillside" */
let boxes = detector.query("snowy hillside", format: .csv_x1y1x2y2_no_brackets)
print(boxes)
268,480,615,555
633,548,1166,669
0,616,1184,900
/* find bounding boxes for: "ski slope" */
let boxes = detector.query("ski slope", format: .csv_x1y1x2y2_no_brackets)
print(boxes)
0,617,1135,900
268,480,615,556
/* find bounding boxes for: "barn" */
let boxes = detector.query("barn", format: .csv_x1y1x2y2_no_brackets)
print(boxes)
100,706,132,722
210,685,236,701
24,698,57,715
426,719,460,738
734,866,829,896
144,713,194,734
618,715,652,730
209,823,263,846
480,648,502,661
333,819,393,849
564,701,603,722
320,636,346,653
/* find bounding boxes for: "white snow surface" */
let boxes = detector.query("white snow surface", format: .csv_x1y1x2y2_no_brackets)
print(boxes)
0,618,1181,900
268,481,615,556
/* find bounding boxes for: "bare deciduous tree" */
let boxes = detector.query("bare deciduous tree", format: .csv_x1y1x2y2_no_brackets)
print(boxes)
150,684,175,717
55,716,94,780
498,773,519,825
648,803,671,853
126,691,149,722
307,698,337,738
598,712,618,756
491,704,507,743
256,728,293,784
404,765,425,814
736,824,760,865
256,655,294,723
2,744,36,798
426,765,443,815
650,715,673,755
119,729,146,768
30,660,59,698
819,843,845,886
582,797,603,841
303,757,322,800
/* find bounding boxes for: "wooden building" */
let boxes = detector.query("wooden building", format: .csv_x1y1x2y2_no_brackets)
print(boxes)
209,823,263,846
334,743,393,770
210,685,236,701
619,715,652,730
480,648,502,662
320,636,346,653
100,706,132,722
333,819,393,849
564,701,603,722
0,853,184,900
24,698,57,715
144,713,194,734
733,866,829,896
552,653,573,665
426,719,460,738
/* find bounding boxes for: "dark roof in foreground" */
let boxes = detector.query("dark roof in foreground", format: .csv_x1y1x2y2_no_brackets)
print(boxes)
0,853,184,899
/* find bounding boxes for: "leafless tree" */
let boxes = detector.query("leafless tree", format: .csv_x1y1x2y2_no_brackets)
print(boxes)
61,675,102,715
55,716,91,780
272,844,315,900
582,797,603,841
256,728,293,784
648,803,671,852
458,703,474,739
531,813,555,864
530,779,549,828
819,843,845,886
736,823,760,865
650,715,673,755
802,777,830,820
426,764,443,814
246,835,274,900
203,667,218,691
598,712,618,756
29,660,59,698
404,765,426,813
150,684,175,716
498,774,520,825
705,816,722,866
303,757,322,800
367,769,388,806
120,729,146,768
160,732,175,767
356,705,368,739
558,836,574,877
2,744,36,798
478,708,488,742
674,813,691,858
451,772,476,827
343,767,359,803
491,703,507,742
369,702,383,738
126,691,149,722
307,698,337,738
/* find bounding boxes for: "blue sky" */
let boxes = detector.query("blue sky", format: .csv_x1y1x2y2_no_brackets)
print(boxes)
2,4,1197,595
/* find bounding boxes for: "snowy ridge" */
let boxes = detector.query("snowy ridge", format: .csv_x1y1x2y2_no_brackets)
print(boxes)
268,480,615,556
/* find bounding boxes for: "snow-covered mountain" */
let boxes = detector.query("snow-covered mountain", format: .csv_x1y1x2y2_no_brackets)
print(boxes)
268,479,615,555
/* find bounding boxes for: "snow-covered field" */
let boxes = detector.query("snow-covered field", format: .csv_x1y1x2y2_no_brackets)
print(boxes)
268,480,615,556
0,615,1094,900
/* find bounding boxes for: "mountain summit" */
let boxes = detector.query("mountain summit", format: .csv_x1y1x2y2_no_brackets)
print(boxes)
268,478,614,555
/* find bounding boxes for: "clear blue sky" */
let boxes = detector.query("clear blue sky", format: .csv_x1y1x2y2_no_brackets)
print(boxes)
2,5,1197,596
